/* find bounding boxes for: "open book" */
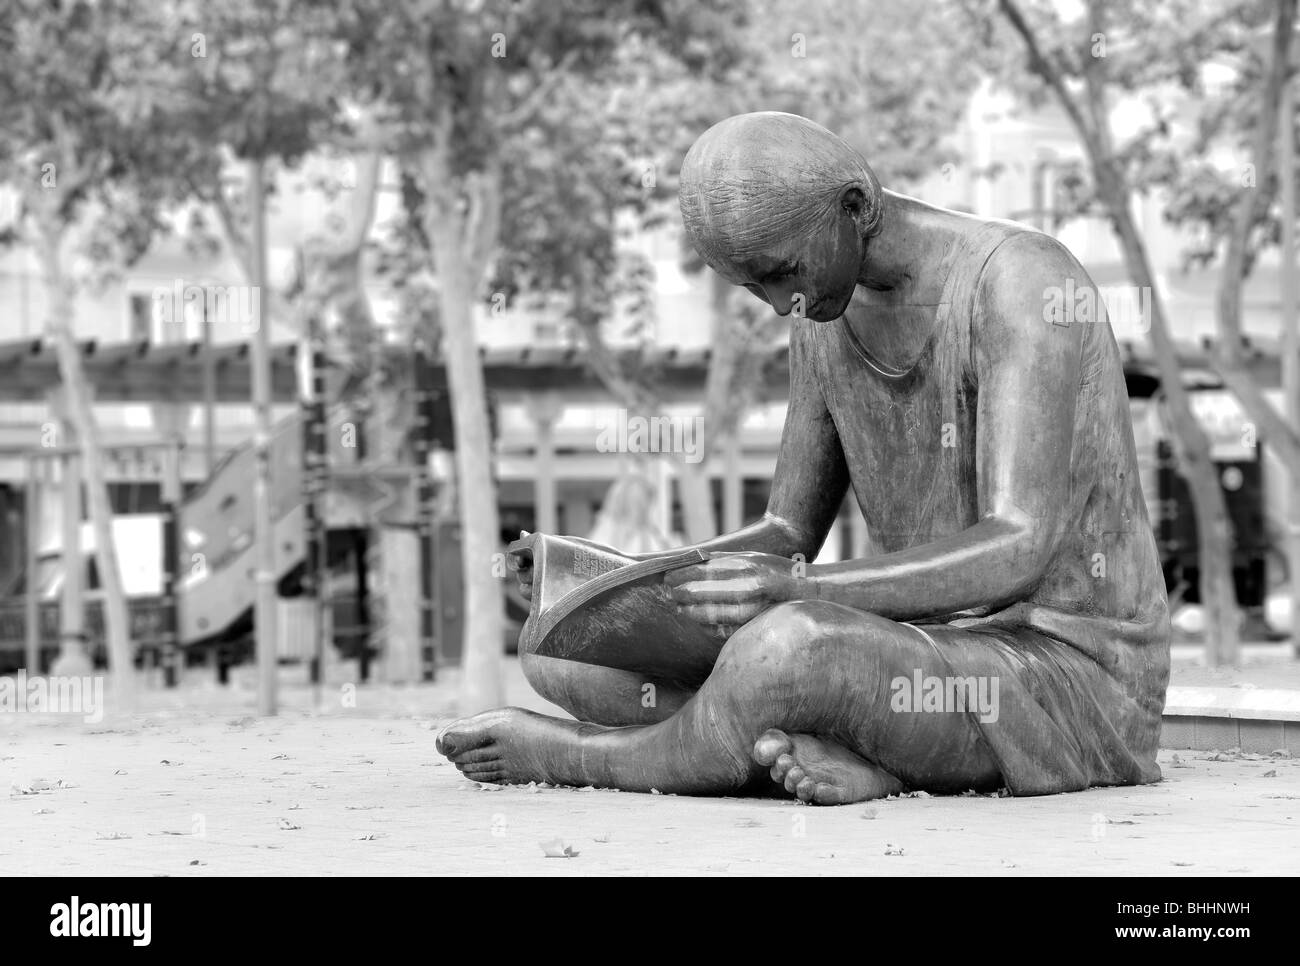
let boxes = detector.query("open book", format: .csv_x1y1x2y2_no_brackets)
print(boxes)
508,533,726,686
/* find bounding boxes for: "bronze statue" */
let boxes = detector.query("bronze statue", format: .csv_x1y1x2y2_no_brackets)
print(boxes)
436,112,1170,803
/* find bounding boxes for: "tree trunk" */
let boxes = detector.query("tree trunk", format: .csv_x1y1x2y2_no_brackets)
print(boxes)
368,361,423,684
420,138,504,711
677,460,716,543
35,215,135,703
1209,0,1300,486
1109,206,1239,666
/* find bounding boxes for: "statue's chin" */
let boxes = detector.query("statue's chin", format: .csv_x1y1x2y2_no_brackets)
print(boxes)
806,294,853,323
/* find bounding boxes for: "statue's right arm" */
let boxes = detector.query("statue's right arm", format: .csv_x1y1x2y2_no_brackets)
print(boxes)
637,322,850,561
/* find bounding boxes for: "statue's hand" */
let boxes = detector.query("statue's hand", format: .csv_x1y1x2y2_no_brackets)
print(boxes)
507,534,631,601
505,546,535,600
664,552,801,633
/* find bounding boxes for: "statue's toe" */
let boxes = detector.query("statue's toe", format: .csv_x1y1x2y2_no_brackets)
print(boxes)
752,728,794,767
434,730,454,756
435,718,490,757
782,762,808,793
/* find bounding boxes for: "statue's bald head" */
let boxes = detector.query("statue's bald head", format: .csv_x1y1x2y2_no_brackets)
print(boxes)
679,112,883,274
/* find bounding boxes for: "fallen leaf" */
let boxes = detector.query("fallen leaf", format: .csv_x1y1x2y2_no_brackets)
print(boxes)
271,754,290,760
1261,770,1278,778
885,844,906,856
159,760,182,766
33,807,53,815
277,818,301,831
97,832,131,840
287,803,302,810
593,833,612,843
354,832,382,841
539,838,580,858
113,770,127,776
189,860,205,866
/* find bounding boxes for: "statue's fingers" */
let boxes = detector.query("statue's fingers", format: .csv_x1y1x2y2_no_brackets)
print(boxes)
669,577,762,604
677,603,761,626
663,563,713,587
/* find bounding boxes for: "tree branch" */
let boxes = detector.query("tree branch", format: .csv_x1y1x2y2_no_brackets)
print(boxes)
998,0,1099,150
210,182,252,279
1216,0,1296,349
498,50,580,128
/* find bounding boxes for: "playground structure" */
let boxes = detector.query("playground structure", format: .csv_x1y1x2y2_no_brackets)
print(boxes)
0,340,473,682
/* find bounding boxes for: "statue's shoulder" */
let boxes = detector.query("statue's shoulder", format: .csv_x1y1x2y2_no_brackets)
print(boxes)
958,223,1098,358
956,218,1087,288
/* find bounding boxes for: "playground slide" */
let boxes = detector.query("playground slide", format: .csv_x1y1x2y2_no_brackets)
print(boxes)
175,414,308,644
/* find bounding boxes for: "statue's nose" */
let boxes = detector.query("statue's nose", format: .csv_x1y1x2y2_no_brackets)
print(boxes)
760,281,799,316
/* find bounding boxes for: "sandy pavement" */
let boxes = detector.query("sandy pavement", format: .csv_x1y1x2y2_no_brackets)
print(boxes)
2,660,1297,876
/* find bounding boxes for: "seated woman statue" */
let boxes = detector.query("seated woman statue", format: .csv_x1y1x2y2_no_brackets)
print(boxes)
436,111,1170,804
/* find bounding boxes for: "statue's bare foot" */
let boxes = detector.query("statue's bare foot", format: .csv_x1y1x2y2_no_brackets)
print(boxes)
753,729,904,805
435,707,586,786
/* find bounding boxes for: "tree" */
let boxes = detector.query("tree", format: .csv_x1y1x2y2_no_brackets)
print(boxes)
1150,3,1300,485
159,0,370,702
982,0,1258,665
0,0,199,703
343,0,762,709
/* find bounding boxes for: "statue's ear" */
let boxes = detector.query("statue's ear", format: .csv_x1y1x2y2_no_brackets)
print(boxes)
840,186,875,236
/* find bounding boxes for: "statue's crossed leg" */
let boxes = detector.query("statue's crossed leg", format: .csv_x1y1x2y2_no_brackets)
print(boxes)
438,599,1011,804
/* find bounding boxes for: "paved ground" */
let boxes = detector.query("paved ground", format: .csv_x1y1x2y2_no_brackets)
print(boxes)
2,659,1298,876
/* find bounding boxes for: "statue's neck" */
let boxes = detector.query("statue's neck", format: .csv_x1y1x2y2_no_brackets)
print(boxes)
857,192,956,299
843,194,964,372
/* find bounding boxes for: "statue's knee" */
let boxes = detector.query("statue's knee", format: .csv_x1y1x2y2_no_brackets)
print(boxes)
521,651,565,703
718,600,912,688
719,600,845,675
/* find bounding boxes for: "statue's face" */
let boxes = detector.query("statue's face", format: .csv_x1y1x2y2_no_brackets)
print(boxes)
709,204,864,323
